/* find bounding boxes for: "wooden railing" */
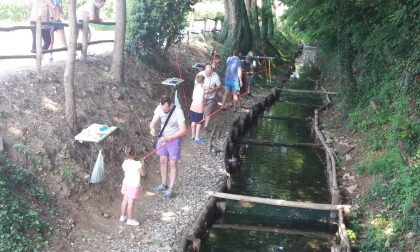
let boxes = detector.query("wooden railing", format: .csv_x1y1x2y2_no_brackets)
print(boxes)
186,17,223,45
0,17,115,74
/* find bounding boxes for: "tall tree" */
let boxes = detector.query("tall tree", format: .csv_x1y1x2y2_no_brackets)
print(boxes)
245,0,261,46
110,0,126,83
221,0,253,54
63,0,77,132
261,0,274,40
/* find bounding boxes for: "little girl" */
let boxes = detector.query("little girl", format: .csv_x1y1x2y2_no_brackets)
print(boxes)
120,145,146,226
190,74,206,143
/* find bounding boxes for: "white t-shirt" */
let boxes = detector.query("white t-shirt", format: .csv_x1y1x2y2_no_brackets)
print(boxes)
190,83,205,113
198,70,221,99
76,1,100,21
154,105,185,137
122,159,142,187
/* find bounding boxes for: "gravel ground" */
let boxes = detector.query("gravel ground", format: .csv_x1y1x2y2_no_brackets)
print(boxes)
62,94,269,252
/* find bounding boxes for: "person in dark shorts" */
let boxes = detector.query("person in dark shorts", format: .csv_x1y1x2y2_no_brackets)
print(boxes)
190,75,206,142
241,55,255,97
29,0,53,51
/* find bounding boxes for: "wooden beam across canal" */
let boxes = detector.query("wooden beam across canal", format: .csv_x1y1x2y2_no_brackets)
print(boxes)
234,138,322,148
209,192,351,213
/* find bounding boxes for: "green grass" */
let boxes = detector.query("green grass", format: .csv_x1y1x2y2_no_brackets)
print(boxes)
350,149,420,251
90,23,115,31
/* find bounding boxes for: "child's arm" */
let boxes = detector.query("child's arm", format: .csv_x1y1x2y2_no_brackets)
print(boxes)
140,163,146,177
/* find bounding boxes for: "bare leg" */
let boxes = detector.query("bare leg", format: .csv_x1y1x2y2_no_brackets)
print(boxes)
233,92,239,110
127,198,135,219
168,160,178,190
120,195,128,217
222,89,230,108
49,30,54,61
195,124,202,139
191,122,196,138
159,156,168,186
204,115,210,128
57,29,67,47
49,30,55,50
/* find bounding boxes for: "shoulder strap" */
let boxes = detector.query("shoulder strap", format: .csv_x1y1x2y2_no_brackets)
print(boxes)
158,105,176,137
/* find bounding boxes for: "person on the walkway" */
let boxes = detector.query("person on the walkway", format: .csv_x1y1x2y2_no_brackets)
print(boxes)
49,0,67,61
211,54,221,73
29,0,54,52
241,55,255,97
222,49,243,111
190,74,207,142
76,0,106,43
120,145,146,226
149,95,186,198
199,63,222,133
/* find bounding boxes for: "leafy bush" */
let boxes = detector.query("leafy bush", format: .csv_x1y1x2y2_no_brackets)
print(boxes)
282,0,419,249
0,153,53,251
127,0,198,60
0,1,28,22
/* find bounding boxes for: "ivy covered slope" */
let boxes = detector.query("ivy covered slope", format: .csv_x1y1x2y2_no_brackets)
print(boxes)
0,153,53,252
283,0,419,250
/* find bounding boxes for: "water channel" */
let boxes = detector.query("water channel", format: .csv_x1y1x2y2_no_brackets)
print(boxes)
201,91,334,251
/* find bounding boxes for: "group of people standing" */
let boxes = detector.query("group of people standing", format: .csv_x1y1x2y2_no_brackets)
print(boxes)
28,0,106,57
119,49,257,226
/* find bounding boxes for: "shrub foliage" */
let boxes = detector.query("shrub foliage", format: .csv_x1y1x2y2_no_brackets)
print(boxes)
0,153,52,252
127,0,198,59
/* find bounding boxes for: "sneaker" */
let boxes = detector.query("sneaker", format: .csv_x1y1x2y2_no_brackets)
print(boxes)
194,138,207,143
153,184,168,193
203,127,209,133
119,215,127,222
126,219,139,226
164,189,174,198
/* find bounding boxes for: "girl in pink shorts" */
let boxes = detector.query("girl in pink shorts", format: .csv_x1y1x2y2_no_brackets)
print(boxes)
120,145,146,226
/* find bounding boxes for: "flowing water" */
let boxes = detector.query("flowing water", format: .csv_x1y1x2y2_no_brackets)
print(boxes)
201,92,334,251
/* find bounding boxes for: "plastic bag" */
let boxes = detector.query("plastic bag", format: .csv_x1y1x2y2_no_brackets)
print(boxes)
90,150,105,183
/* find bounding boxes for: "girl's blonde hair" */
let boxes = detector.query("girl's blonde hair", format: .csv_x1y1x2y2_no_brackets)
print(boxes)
123,145,135,158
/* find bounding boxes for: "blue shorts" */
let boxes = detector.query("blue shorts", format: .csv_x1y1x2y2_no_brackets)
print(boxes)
224,80,240,93
190,111,204,123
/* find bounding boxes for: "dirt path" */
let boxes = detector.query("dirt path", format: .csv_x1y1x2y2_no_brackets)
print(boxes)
49,97,270,252
0,43,276,251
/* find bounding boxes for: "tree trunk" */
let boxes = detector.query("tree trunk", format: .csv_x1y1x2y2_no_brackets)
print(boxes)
245,0,260,47
221,0,253,54
63,0,77,132
110,0,126,83
261,0,274,40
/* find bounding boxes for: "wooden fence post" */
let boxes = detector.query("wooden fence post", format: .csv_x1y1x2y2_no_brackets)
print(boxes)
214,18,218,31
204,18,207,33
81,15,89,62
36,16,42,75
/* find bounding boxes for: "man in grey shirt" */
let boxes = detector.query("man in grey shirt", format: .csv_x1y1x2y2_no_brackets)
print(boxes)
198,63,222,133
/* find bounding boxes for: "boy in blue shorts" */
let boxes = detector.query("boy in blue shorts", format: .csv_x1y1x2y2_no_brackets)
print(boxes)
222,49,243,112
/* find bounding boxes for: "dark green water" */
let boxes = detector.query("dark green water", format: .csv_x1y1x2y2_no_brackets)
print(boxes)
202,97,333,251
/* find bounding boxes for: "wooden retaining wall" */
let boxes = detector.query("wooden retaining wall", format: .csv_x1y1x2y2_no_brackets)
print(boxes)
179,87,352,252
